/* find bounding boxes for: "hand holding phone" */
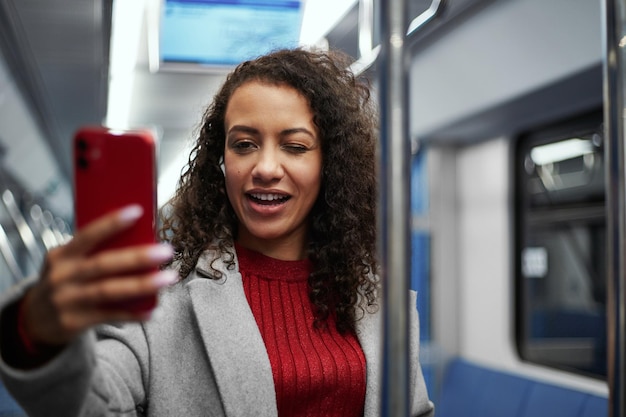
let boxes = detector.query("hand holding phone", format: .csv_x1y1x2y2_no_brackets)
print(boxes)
73,126,159,312
18,207,176,353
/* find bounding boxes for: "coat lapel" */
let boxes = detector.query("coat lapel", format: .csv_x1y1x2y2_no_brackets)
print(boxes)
357,291,429,417
186,251,277,417
356,305,382,417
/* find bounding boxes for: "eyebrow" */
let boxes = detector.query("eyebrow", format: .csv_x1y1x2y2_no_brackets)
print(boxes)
227,125,258,136
227,125,316,139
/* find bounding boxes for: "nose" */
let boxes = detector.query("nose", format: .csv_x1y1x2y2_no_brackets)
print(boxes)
251,147,284,182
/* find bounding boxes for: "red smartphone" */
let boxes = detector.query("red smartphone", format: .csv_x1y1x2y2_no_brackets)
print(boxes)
73,126,158,312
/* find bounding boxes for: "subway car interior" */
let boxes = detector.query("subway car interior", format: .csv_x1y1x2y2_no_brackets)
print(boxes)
0,0,622,415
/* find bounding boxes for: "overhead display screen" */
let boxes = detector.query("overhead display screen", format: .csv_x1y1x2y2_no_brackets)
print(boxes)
160,0,304,69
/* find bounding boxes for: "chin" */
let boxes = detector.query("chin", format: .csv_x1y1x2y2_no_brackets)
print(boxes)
242,226,288,242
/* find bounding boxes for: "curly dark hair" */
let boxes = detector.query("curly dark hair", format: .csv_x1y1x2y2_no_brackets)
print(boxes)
160,48,379,333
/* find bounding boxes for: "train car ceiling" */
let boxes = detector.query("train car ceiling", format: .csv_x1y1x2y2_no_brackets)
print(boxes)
0,0,357,215
325,0,602,146
0,0,605,214
408,0,602,145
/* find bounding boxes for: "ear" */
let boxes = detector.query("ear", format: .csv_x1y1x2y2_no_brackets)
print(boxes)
219,157,226,176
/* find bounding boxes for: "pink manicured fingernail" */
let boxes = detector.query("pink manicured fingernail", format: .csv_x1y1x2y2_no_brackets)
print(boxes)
152,270,178,287
118,205,143,223
148,244,174,262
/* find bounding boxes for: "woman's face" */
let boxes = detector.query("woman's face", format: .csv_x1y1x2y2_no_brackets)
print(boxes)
223,81,322,260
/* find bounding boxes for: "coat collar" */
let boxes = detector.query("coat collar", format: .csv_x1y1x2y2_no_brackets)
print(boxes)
184,247,384,417
185,249,278,417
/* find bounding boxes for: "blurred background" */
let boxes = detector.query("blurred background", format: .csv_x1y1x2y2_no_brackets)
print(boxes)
0,1,617,416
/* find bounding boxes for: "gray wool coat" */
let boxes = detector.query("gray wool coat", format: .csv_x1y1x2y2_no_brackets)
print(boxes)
0,249,434,417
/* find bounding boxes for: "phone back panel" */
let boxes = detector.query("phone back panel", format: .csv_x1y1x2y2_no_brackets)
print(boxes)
73,126,157,251
73,126,158,312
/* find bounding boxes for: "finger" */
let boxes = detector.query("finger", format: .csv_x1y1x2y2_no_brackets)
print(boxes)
53,270,178,308
51,244,174,285
62,205,144,257
23,269,175,347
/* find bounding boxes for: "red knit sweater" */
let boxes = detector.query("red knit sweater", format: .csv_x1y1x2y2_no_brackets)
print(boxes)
237,244,366,417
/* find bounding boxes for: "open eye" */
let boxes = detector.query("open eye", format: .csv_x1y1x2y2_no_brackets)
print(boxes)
230,140,257,154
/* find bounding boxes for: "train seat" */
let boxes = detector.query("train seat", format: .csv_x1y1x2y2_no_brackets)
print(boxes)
0,357,609,417
0,381,25,417
437,357,607,417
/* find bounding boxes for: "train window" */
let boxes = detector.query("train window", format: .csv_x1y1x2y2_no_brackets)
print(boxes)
514,110,606,379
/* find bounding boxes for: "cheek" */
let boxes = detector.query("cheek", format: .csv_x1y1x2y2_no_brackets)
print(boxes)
224,168,239,194
302,163,323,199
224,175,242,217
224,171,249,217
223,158,239,200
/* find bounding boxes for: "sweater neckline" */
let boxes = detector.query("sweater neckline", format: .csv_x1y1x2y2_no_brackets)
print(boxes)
235,243,312,282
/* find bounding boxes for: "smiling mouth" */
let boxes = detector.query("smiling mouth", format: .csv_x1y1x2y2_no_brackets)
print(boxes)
247,193,291,205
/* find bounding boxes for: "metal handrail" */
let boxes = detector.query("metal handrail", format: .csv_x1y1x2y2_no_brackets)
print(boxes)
1,189,44,268
379,0,410,415
376,0,445,415
350,0,445,76
350,0,377,76
406,0,445,36
0,222,23,284
601,0,625,416
29,204,60,250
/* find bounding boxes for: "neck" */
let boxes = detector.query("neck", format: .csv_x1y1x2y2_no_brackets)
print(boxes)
236,233,308,261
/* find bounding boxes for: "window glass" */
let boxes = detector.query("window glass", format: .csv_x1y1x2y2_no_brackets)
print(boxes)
515,110,606,378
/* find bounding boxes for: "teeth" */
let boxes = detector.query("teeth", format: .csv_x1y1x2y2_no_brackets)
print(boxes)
250,193,286,201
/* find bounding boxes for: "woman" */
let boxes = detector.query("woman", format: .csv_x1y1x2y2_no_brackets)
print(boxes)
0,48,433,416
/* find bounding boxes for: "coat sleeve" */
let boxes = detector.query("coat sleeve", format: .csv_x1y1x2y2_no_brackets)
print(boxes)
0,278,150,417
409,290,435,417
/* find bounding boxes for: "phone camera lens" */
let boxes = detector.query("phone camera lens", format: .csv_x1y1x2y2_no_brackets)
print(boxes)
76,138,88,152
77,156,89,170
